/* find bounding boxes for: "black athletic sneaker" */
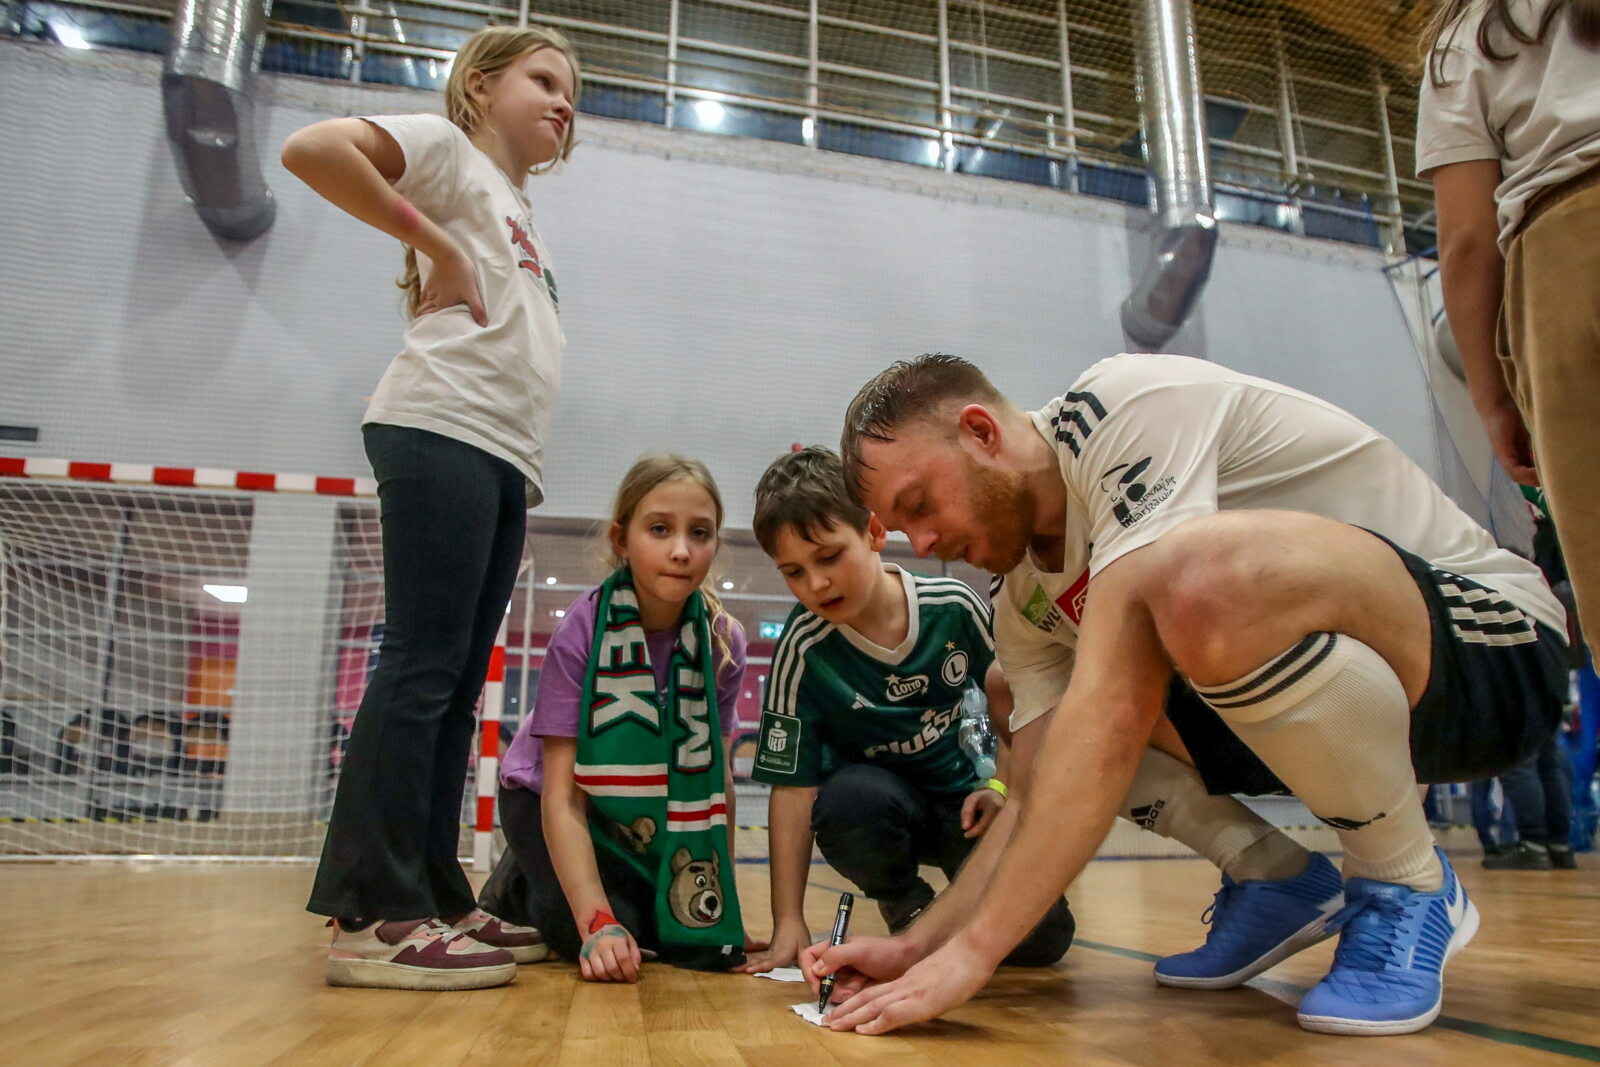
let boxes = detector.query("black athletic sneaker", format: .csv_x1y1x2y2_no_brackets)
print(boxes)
1548,844,1577,870
1482,840,1553,870
878,882,936,935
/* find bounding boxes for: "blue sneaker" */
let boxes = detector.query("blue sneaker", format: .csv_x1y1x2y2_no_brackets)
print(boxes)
1155,852,1344,989
1297,848,1479,1036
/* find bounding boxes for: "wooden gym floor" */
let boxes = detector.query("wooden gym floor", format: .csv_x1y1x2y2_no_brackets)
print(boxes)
2,852,1597,1066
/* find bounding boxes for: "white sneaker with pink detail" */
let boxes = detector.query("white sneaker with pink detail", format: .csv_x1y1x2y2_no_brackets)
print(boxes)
449,909,551,964
325,918,519,990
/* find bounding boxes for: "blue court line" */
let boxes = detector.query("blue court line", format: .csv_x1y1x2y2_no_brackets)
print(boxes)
743,859,1600,1062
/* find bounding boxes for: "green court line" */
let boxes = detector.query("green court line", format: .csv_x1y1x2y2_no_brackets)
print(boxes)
788,866,1600,1061
1465,886,1600,902
1074,939,1600,1062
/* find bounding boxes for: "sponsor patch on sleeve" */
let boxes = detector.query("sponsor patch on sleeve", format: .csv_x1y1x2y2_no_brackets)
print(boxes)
755,711,803,775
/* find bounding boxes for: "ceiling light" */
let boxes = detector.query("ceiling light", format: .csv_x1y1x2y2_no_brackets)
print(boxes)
694,99,725,127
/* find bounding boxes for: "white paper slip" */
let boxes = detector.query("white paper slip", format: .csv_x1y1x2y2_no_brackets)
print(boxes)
754,967,807,983
790,1002,829,1027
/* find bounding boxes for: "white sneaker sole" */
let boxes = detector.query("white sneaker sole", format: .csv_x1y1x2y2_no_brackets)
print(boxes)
508,943,551,964
325,956,519,991
1154,905,1342,990
1296,898,1480,1036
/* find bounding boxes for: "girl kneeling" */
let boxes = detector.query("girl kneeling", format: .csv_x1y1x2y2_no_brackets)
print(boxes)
485,455,753,980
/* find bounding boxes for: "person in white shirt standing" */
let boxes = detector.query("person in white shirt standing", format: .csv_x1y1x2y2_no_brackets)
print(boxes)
799,353,1567,1038
1418,0,1600,662
282,26,579,991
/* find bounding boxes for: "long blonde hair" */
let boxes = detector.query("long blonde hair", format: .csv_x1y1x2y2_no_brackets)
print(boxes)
399,25,583,317
605,454,741,676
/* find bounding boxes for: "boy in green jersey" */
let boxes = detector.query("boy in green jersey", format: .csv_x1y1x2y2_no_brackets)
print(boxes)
736,447,1074,973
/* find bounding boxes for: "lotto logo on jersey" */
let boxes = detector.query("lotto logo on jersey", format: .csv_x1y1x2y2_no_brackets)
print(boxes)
755,712,802,775
884,673,930,702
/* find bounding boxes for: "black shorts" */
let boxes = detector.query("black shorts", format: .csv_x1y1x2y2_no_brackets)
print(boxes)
1164,533,1569,796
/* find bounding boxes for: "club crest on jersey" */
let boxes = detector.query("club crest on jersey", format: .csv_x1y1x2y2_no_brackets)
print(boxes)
884,673,930,702
940,649,970,687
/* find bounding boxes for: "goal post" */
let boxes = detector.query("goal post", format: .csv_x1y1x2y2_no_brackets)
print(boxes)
0,456,517,861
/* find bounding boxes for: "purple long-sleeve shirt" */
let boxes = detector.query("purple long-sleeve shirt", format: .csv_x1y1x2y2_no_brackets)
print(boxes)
499,585,747,794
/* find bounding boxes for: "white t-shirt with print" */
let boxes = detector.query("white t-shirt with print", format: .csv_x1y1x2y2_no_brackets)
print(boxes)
361,113,565,504
1416,0,1600,249
994,353,1566,732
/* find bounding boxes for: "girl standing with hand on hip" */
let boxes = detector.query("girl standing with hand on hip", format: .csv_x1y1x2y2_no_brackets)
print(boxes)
282,25,580,991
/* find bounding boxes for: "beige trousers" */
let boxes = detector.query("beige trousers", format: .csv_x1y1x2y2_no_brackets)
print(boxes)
1501,174,1600,664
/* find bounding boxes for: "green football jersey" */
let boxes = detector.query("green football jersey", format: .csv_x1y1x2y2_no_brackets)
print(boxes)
753,567,996,794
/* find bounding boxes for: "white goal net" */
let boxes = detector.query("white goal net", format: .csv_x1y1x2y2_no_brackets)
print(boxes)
0,468,401,858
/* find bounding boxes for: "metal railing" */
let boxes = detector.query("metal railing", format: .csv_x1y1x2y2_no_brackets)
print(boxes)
7,0,1433,251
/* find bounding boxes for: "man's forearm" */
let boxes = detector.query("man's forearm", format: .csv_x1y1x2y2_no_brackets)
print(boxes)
903,710,1043,953
963,722,1141,961
900,801,1020,953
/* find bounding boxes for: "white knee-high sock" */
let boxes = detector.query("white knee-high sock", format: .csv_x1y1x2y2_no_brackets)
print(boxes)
1122,747,1311,882
1192,633,1442,891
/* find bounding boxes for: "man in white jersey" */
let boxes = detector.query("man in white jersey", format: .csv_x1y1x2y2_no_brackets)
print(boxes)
800,353,1567,1038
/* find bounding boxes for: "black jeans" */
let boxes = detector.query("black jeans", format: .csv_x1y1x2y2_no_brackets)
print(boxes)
1499,728,1574,847
812,762,1076,967
483,785,741,971
307,425,527,920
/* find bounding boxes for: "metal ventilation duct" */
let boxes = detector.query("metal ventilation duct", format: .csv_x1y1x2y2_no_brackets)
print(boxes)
1120,0,1217,350
162,0,276,241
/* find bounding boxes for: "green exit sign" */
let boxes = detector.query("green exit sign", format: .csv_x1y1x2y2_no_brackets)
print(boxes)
759,621,786,640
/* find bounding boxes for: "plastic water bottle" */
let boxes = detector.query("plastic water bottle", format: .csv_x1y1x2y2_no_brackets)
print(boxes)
958,685,998,780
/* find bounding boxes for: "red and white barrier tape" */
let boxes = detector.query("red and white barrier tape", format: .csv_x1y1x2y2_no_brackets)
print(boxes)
0,456,377,497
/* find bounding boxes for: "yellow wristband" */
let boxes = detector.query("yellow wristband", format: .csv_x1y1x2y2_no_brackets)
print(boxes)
984,777,1007,798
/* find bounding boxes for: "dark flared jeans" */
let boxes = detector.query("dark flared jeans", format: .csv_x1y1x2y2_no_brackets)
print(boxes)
307,424,527,920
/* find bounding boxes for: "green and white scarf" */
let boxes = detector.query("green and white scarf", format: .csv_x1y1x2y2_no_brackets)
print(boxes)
573,567,742,953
